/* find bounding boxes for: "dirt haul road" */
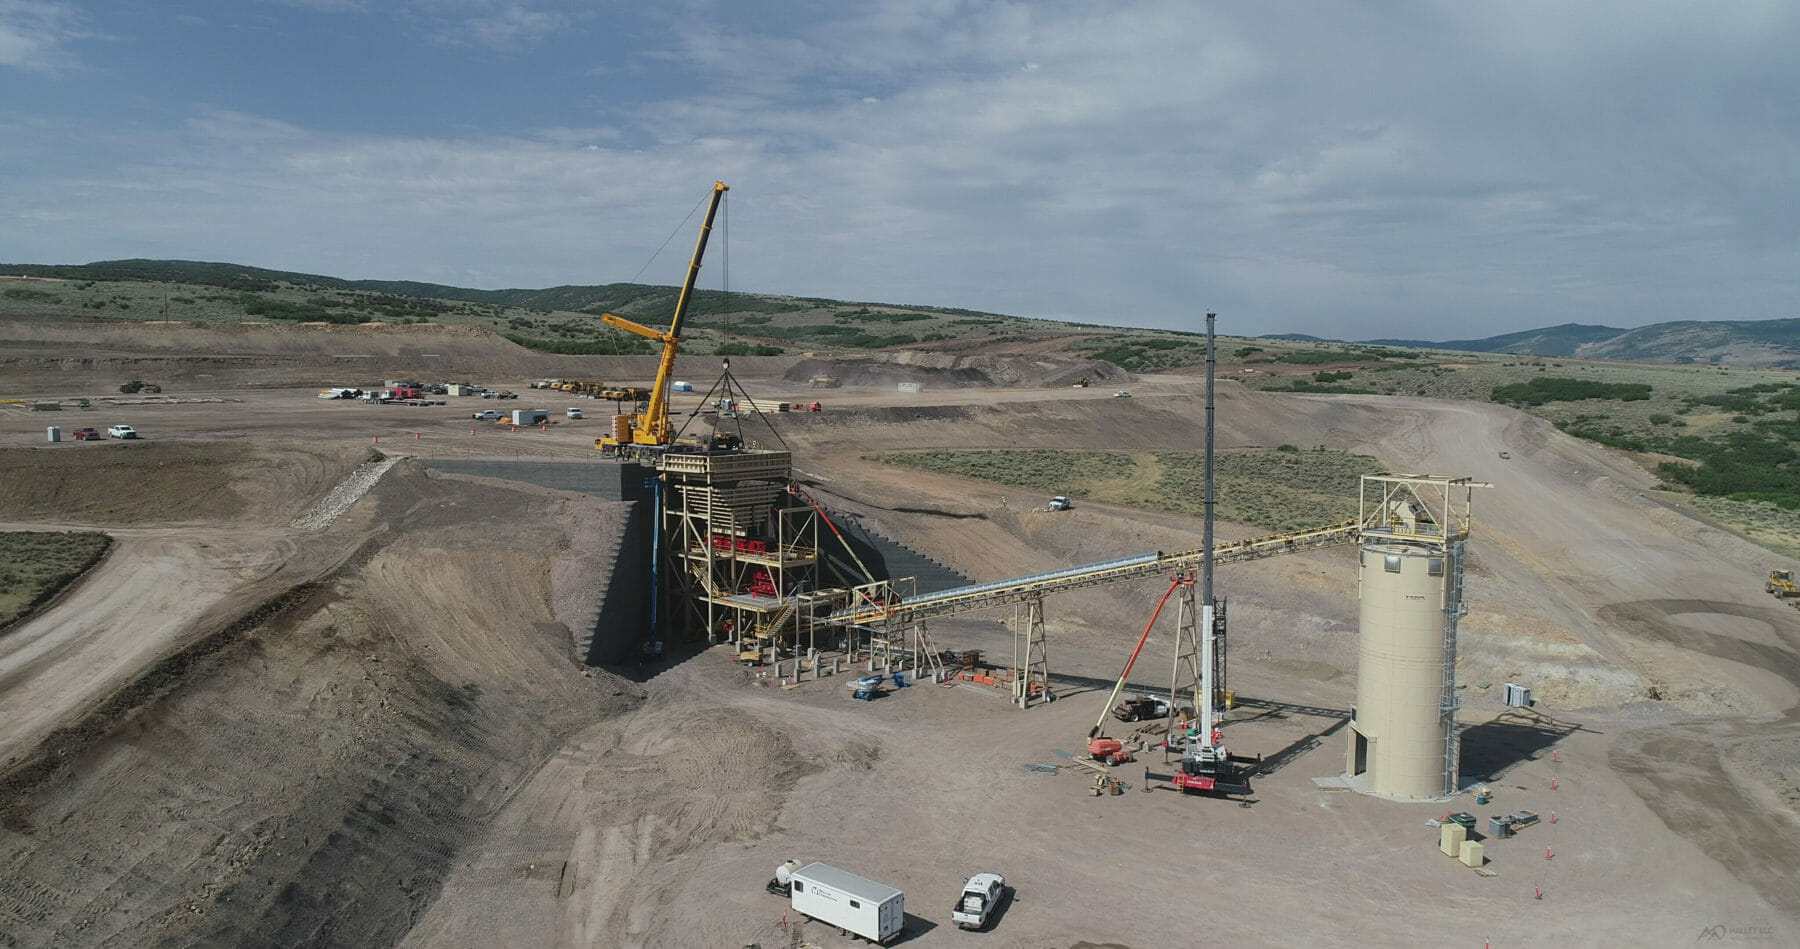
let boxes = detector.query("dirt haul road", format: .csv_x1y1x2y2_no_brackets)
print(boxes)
0,336,1796,946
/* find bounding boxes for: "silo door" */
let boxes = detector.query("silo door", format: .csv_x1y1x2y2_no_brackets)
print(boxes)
1351,730,1368,776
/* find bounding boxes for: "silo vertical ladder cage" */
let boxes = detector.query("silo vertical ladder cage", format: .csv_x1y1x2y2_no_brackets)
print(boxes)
1349,474,1489,799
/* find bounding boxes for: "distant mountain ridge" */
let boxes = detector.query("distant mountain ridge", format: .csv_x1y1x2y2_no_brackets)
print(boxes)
1329,319,1800,368
1363,323,1625,357
0,257,1023,329
7,259,1798,367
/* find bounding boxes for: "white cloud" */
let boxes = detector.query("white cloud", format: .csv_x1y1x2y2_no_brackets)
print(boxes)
443,3,565,50
4,0,1799,338
0,0,83,74
259,0,569,51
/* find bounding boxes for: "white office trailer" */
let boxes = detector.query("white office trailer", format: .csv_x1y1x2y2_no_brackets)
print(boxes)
787,862,905,944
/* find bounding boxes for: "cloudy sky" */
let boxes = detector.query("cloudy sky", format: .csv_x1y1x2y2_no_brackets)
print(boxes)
2,1,1796,339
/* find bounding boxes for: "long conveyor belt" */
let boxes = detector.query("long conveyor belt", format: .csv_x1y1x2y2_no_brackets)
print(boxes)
826,518,1369,625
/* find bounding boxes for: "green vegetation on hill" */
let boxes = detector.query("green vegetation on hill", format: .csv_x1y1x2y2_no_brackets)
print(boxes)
1087,337,1205,371
0,259,1047,357
0,532,111,631
1530,381,1800,509
1491,377,1653,406
879,448,1384,532
1271,349,1372,365
500,333,654,355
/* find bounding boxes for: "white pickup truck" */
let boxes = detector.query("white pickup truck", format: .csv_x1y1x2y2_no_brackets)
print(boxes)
951,872,1006,931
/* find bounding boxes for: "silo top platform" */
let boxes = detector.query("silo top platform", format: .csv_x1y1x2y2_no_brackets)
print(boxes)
658,450,792,481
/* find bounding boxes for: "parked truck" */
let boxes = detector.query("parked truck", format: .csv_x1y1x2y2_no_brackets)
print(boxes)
786,862,905,945
951,872,1006,931
1112,695,1170,722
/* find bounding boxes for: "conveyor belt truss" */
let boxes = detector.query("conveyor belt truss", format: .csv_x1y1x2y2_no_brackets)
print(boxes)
826,518,1367,625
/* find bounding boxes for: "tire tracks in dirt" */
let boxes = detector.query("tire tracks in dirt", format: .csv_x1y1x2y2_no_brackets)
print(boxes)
1602,597,1800,922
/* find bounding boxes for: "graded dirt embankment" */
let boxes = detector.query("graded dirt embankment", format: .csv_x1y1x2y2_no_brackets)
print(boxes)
0,464,638,947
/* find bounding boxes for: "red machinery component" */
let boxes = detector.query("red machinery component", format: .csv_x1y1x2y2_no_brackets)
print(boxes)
710,534,771,555
1172,758,1220,792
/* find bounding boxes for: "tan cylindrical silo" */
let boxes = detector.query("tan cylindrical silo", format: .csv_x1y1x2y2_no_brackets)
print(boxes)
1348,543,1450,798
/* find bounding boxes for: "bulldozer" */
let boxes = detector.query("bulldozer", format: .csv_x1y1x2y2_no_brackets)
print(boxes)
1768,569,1800,598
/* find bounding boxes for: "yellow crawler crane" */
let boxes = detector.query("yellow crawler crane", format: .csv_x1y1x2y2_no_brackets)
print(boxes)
597,180,728,456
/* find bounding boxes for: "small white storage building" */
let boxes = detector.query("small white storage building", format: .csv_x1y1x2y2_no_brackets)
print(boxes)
788,862,904,945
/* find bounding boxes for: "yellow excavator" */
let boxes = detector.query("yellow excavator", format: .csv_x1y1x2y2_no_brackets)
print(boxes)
596,181,728,456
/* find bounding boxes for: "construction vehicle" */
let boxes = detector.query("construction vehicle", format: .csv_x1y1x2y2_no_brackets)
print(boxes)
809,376,840,388
596,181,728,458
118,381,161,394
849,675,887,701
1113,696,1170,722
1085,576,1186,765
1768,569,1800,598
